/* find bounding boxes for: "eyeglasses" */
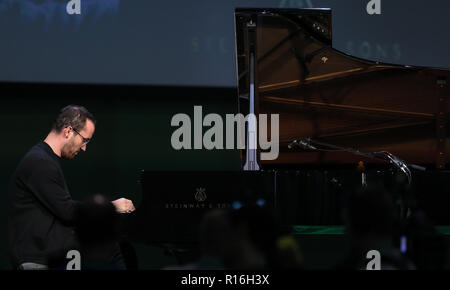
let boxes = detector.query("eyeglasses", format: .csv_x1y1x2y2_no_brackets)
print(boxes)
72,127,91,145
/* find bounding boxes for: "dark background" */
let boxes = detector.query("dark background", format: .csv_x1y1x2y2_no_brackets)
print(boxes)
1,0,450,269
1,0,450,86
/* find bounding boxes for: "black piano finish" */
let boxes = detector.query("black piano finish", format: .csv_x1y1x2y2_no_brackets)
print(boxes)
120,168,450,247
124,171,276,244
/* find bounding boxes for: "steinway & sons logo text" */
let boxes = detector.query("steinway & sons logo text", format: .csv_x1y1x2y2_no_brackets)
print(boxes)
165,187,232,210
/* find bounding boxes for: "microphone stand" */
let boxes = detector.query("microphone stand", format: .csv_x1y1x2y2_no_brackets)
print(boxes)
288,138,426,220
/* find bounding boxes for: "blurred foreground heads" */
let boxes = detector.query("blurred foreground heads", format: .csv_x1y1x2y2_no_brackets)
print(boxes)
202,206,303,270
338,186,415,270
75,194,125,269
165,205,303,270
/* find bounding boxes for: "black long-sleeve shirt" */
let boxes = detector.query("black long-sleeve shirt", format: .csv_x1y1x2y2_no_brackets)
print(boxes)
8,141,80,267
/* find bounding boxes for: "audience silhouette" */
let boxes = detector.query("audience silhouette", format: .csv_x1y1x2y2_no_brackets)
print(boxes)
74,194,126,270
335,186,415,270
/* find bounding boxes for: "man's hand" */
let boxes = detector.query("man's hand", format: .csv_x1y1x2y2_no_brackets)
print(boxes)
111,198,135,214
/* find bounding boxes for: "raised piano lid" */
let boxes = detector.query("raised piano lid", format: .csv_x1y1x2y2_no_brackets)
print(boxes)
235,8,450,169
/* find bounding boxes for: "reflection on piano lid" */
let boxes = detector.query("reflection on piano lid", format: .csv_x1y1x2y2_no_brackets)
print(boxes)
235,8,450,169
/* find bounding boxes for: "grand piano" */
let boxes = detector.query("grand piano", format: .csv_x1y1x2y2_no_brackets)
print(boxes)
122,8,450,255
235,8,450,168
232,7,450,224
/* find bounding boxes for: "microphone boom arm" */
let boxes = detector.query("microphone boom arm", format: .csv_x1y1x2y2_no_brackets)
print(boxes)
288,138,424,185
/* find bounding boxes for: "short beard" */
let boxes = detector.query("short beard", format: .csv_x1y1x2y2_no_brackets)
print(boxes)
61,142,77,159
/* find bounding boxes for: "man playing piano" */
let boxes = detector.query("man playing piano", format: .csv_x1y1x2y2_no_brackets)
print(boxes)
7,105,135,270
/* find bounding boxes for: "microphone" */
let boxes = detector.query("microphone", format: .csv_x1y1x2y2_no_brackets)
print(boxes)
385,152,412,184
298,140,317,150
287,139,317,150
